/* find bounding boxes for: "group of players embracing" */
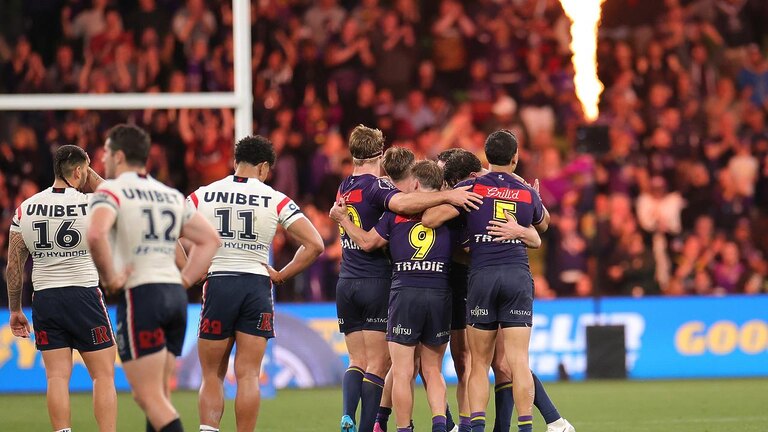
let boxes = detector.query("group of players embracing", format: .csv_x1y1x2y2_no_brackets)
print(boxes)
329,126,575,432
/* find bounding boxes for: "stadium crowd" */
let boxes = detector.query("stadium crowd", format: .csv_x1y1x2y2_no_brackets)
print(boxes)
2,0,768,304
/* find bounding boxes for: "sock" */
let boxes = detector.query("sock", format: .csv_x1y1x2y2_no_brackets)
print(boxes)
159,418,184,432
54,429,72,432
532,372,561,424
147,418,156,432
470,411,486,432
376,406,392,431
200,426,219,432
492,382,513,432
360,373,385,432
397,428,412,432
459,414,472,432
343,366,366,420
432,415,447,432
517,416,532,432
446,405,455,430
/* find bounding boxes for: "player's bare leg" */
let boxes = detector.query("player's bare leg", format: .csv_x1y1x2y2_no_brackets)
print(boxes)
389,342,416,430
491,334,513,432
123,349,180,430
81,345,118,431
343,330,368,429
42,348,73,431
198,337,235,429
360,330,391,432
450,329,471,425
233,331,268,432
164,351,178,400
421,342,449,431
466,326,497,431
501,327,534,430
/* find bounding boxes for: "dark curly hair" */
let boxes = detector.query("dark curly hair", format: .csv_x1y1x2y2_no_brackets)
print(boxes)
485,129,518,166
443,150,482,187
235,135,276,167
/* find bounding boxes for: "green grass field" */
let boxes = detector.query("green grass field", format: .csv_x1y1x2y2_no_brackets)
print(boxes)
1,379,766,431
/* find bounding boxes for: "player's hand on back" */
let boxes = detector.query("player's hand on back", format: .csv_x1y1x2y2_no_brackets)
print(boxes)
487,213,526,241
329,198,348,223
447,185,483,211
9,311,31,338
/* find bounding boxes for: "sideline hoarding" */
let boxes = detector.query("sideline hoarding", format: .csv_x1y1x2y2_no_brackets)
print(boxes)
0,295,765,392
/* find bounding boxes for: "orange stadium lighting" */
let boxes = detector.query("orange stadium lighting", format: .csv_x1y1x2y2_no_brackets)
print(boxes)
559,0,607,122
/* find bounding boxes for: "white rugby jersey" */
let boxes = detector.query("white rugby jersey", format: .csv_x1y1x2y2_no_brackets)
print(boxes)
10,187,99,291
89,172,194,289
187,175,304,276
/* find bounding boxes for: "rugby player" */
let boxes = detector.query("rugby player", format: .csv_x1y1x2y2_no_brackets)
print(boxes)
423,130,543,432
335,125,482,432
441,151,574,432
187,135,324,432
7,145,116,432
331,161,454,432
87,124,220,432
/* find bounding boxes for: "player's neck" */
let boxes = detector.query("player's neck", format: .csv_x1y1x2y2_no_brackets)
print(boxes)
52,178,73,189
234,165,267,182
115,165,146,178
352,162,380,177
488,163,517,175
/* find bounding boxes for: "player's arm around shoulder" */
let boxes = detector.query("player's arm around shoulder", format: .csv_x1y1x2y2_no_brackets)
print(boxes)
388,184,482,216
422,180,476,229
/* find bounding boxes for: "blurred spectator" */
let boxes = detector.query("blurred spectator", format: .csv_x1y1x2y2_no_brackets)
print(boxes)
173,0,217,58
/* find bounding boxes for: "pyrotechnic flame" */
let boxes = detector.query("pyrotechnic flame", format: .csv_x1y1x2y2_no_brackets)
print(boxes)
559,0,606,122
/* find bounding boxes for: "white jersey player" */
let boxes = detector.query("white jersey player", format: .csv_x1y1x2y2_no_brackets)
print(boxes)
189,135,323,432
6,145,117,432
87,124,220,432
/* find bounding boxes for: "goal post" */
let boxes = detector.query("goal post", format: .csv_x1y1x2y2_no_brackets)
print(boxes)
0,0,253,140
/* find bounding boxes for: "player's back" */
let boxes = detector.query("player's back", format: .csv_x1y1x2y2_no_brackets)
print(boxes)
11,187,97,290
375,211,456,290
458,172,544,269
188,175,303,276
337,174,399,279
91,172,190,289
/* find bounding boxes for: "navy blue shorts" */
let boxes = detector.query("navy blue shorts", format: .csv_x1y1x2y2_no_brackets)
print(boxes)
336,277,390,334
466,265,533,329
450,263,468,331
199,272,274,340
116,283,187,362
387,287,451,346
31,286,114,352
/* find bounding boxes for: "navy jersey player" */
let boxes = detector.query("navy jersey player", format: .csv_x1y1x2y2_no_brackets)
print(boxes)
7,145,117,432
332,161,456,432
187,136,324,432
334,125,482,432
424,130,544,432
87,125,220,432
441,151,574,432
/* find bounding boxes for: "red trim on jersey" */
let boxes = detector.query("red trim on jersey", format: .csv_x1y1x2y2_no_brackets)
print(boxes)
340,189,363,204
276,197,292,214
395,214,420,224
15,206,21,221
189,192,199,209
473,184,532,203
96,288,115,338
96,189,121,206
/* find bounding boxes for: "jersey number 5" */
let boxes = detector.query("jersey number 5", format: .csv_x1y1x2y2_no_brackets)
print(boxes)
409,223,435,260
493,200,517,222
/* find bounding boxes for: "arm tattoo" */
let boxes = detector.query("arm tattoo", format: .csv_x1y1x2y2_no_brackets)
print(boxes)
6,231,30,312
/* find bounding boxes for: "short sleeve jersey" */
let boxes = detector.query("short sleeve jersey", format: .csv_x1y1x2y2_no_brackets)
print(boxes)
89,172,194,289
10,187,98,290
337,174,400,279
374,211,457,290
187,175,304,276
456,172,544,270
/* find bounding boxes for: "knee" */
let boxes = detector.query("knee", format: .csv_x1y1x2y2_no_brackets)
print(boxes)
453,353,470,378
131,390,150,410
491,357,512,380
366,355,390,377
348,354,367,371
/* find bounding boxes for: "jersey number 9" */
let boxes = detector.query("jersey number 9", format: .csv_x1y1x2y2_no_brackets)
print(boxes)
409,223,435,260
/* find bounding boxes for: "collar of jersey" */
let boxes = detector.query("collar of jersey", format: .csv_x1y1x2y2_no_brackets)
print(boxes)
119,171,150,180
